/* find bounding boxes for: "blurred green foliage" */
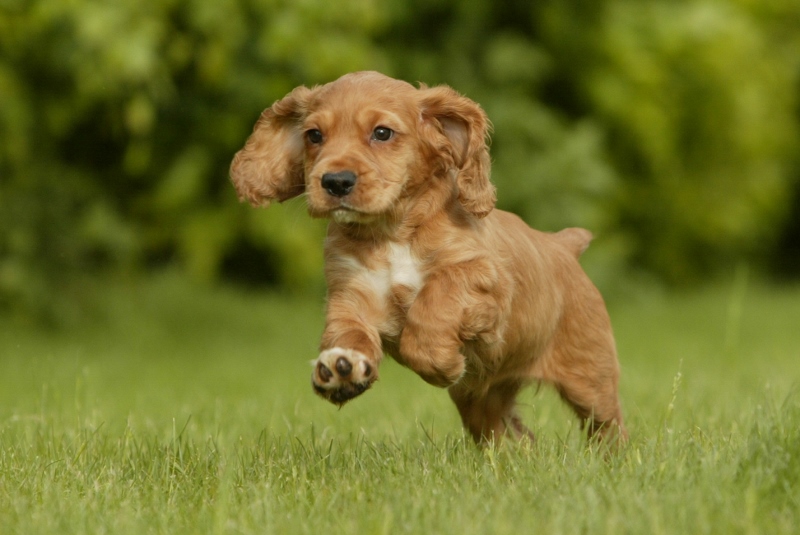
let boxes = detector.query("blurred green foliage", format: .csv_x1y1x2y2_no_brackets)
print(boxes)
1,0,799,320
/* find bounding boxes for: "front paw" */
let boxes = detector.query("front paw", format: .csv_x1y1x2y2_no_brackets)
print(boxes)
311,348,377,405
399,327,465,388
416,359,465,388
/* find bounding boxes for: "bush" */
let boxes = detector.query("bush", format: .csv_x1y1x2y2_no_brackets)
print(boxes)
2,0,799,321
0,0,388,320
535,0,800,282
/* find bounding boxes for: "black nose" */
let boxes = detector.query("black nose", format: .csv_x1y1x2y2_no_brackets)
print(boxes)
321,171,356,197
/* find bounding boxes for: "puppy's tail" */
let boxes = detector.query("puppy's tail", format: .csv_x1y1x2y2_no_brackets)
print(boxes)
554,227,593,258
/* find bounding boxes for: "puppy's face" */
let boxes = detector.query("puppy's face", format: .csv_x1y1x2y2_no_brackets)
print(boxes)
300,75,423,225
230,71,496,225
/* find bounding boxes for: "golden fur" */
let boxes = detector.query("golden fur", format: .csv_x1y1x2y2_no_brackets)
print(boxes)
231,71,626,444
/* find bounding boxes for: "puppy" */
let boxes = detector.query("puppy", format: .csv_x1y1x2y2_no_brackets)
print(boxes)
231,71,626,444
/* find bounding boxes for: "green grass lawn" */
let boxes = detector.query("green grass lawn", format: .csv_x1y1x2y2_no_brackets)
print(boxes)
1,273,798,534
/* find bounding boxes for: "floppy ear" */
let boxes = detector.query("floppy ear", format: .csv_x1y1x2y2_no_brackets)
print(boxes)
418,86,496,218
230,86,314,206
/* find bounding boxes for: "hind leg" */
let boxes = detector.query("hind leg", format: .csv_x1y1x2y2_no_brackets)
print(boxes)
556,380,626,444
538,287,628,446
548,350,627,445
449,380,534,445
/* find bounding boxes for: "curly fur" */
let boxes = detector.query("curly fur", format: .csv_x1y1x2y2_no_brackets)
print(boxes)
231,72,627,445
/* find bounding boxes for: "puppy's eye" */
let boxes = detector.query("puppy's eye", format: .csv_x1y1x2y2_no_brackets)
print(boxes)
371,126,394,142
306,129,324,144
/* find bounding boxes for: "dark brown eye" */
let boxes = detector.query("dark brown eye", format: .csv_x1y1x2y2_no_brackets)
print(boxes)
306,129,323,144
371,126,394,142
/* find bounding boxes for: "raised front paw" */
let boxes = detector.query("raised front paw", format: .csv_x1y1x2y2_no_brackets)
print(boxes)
311,348,377,405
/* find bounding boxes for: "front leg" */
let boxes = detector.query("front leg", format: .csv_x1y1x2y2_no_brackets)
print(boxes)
399,260,500,387
399,270,468,387
312,292,383,405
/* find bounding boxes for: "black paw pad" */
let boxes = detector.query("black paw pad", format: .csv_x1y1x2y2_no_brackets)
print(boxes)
335,357,352,377
317,363,333,382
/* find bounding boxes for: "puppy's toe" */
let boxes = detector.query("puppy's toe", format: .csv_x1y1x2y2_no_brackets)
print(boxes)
312,348,376,405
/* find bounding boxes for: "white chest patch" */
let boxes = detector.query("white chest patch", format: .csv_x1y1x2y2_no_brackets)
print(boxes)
340,243,423,304
387,242,424,292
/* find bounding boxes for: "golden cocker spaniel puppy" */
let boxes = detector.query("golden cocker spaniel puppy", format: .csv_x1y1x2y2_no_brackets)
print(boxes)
231,71,626,444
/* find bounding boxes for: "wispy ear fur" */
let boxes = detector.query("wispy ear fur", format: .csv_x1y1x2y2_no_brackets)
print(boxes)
418,86,496,218
230,86,314,206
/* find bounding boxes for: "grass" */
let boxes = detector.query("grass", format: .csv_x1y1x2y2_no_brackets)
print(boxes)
1,273,799,534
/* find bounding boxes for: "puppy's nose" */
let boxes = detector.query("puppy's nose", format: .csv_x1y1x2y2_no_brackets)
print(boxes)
321,171,356,197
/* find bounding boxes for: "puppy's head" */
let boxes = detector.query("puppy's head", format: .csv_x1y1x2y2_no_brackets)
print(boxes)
230,71,495,225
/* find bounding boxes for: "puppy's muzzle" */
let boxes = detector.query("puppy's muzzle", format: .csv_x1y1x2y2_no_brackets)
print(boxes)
322,171,356,197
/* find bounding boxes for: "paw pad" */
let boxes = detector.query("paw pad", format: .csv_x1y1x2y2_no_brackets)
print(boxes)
334,357,352,377
311,348,376,405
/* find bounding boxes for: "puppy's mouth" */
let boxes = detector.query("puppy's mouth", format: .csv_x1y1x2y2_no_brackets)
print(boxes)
330,207,377,225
